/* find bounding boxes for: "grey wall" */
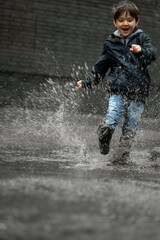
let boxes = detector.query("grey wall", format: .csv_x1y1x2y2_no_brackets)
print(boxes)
0,0,159,84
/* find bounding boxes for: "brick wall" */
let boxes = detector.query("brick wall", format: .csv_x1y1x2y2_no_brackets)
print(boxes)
0,0,159,83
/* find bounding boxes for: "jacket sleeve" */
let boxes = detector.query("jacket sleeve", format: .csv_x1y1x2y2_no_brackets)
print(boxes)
140,34,156,65
82,42,111,88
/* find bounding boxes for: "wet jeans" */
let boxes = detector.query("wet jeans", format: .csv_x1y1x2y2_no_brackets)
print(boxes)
104,94,144,139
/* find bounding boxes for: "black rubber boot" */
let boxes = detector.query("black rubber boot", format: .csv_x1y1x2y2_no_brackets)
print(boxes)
111,148,130,165
97,122,113,155
111,135,132,165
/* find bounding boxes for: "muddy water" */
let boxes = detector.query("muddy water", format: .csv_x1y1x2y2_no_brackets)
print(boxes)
0,78,160,240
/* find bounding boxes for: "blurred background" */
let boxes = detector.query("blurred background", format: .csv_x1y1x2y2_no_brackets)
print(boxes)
0,0,159,81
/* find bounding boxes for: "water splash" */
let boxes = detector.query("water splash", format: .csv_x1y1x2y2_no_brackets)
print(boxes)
0,69,160,168
0,76,100,164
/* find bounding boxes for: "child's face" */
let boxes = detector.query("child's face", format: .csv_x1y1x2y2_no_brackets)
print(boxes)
113,11,139,38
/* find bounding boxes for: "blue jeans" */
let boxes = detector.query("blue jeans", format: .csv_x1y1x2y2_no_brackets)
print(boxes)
104,94,144,138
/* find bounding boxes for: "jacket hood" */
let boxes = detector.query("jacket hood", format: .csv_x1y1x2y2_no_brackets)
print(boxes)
109,26,143,44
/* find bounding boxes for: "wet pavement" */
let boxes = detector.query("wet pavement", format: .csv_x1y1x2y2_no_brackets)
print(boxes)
0,80,160,240
0,161,160,240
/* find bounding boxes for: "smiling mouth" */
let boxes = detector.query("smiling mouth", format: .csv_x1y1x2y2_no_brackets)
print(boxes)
122,28,130,32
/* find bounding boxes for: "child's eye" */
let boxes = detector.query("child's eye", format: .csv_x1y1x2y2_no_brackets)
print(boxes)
118,19,124,22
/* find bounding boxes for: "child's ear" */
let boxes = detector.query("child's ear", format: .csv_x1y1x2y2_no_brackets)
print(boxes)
113,19,117,27
136,18,139,25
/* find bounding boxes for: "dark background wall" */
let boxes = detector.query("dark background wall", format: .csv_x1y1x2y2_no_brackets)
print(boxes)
0,0,159,84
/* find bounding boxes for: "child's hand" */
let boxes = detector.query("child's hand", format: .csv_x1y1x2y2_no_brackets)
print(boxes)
77,80,82,89
130,44,142,53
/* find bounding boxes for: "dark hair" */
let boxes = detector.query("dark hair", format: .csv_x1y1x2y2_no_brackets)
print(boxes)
112,1,139,22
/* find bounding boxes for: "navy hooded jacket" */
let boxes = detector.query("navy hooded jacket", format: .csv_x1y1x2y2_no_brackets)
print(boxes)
83,27,156,103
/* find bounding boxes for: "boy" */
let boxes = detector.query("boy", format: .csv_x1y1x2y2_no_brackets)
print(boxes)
77,1,156,164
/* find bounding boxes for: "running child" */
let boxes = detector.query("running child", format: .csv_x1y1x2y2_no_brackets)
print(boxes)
77,1,156,164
